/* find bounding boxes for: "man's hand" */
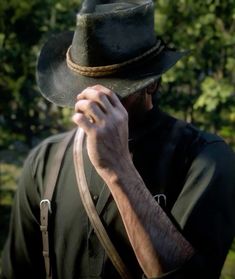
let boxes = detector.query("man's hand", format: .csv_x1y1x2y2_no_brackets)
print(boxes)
72,84,132,179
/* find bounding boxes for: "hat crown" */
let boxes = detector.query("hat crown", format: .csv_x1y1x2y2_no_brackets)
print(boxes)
70,0,156,67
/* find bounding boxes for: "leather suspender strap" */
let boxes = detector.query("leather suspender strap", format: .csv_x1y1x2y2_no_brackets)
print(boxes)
73,128,133,279
40,130,75,279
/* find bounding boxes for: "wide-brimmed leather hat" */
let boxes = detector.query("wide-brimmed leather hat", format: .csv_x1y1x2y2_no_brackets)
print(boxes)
36,0,187,107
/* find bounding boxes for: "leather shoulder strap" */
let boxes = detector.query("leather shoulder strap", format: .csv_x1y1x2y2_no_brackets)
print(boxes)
73,128,133,279
40,130,75,279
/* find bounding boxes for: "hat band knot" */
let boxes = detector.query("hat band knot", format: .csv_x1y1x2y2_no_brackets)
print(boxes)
66,40,165,77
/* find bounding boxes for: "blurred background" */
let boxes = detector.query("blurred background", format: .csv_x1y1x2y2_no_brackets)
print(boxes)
0,0,235,277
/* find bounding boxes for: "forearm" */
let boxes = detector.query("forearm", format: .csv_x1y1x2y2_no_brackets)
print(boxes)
100,158,194,278
72,85,194,277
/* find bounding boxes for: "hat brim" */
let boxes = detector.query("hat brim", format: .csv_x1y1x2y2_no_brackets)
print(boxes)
36,31,187,107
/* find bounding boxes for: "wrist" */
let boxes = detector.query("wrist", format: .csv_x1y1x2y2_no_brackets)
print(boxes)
97,154,137,186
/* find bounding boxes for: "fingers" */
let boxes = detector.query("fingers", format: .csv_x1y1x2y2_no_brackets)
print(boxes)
93,84,124,110
90,84,120,107
75,99,105,123
77,85,122,109
72,112,93,134
73,84,127,132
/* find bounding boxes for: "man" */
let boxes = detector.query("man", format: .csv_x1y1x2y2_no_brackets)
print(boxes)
2,0,235,278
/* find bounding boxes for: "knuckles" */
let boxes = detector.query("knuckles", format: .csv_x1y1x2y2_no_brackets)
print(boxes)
76,85,113,105
93,90,104,100
92,84,112,94
75,99,96,113
85,100,96,111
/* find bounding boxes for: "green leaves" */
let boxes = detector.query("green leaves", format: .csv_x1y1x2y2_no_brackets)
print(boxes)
195,77,233,112
0,0,81,147
156,0,235,144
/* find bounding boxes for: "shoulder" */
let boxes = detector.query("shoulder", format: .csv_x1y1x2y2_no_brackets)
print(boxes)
25,129,75,180
29,130,74,156
176,119,235,178
18,129,76,201
171,121,235,228
150,109,234,177
167,113,232,164
184,123,234,163
156,110,224,150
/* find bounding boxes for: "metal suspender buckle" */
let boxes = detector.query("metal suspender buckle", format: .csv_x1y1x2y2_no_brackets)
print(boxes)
40,199,52,214
153,194,167,207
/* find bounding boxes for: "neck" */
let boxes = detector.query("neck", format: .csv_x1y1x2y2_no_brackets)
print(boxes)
124,92,153,140
128,107,153,140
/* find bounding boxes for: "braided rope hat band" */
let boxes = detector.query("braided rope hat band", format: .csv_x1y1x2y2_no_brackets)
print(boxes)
66,40,165,77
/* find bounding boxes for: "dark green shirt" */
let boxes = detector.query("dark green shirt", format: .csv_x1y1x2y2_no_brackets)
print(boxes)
2,107,235,279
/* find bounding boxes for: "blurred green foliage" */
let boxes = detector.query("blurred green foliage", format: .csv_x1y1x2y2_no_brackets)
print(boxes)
0,0,79,149
0,0,235,277
155,0,235,145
